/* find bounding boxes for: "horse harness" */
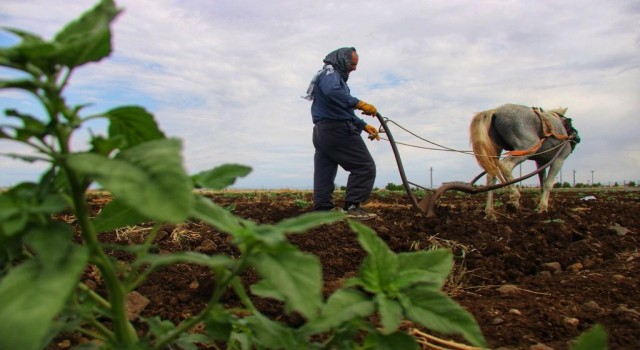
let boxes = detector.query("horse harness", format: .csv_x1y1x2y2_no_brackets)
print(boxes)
505,107,579,156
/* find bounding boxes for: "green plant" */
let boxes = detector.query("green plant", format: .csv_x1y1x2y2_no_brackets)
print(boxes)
385,182,404,191
293,198,309,209
0,1,488,349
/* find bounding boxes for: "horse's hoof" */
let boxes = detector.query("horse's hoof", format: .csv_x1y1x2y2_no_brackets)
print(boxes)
506,201,520,212
484,213,498,222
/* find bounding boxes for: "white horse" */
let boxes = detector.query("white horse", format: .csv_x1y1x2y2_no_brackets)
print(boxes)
469,104,580,219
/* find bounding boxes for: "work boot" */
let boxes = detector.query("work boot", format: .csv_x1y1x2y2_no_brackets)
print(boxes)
342,205,377,221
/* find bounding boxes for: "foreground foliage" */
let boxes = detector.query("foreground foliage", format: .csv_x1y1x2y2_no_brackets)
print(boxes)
0,1,487,349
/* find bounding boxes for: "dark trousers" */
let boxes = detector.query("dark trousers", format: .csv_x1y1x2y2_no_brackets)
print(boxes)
312,120,376,211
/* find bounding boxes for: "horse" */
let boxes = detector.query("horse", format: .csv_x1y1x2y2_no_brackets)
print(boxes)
469,103,580,219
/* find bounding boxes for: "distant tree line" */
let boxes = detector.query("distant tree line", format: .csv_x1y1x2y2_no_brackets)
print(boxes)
336,181,638,192
553,181,637,188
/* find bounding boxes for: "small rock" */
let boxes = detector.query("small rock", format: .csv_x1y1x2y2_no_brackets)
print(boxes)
509,308,522,316
612,274,625,281
195,238,217,254
492,317,505,325
608,223,632,236
538,271,552,278
125,291,150,320
83,279,97,290
583,301,604,314
497,284,520,294
189,280,199,289
563,316,580,326
57,339,71,349
582,257,595,268
614,304,640,317
567,262,583,272
541,262,562,274
377,226,390,235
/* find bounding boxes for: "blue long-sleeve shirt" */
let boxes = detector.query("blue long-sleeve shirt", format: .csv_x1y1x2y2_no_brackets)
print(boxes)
310,69,367,131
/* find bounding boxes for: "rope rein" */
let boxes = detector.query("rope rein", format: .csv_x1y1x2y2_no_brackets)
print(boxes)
376,117,574,159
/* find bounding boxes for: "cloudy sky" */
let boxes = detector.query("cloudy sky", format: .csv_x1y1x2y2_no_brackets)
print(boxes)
1,0,639,190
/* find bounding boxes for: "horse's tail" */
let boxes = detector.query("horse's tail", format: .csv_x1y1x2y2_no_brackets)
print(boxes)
469,110,506,183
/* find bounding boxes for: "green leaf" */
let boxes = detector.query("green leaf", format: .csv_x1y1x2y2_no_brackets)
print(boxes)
191,195,247,235
0,183,67,238
399,286,487,348
5,109,48,141
274,210,344,234
53,0,121,68
203,305,235,342
376,294,403,335
350,221,398,293
192,164,252,189
249,278,286,302
394,249,453,289
301,288,375,335
250,250,323,319
67,138,194,223
145,316,177,338
570,324,607,350
105,106,166,149
363,332,420,350
0,27,55,73
244,314,301,349
248,224,288,247
89,134,126,156
132,252,232,272
1,152,46,163
92,197,148,233
0,190,29,237
0,222,89,350
0,79,38,92
175,333,212,350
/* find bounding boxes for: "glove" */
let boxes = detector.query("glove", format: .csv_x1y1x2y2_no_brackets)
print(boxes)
355,100,378,116
364,124,380,141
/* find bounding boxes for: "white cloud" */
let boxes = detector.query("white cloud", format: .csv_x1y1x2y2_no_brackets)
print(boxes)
1,0,639,190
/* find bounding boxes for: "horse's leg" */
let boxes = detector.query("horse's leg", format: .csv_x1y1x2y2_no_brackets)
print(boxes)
484,173,497,220
537,167,547,190
538,158,564,212
536,167,548,209
499,156,526,211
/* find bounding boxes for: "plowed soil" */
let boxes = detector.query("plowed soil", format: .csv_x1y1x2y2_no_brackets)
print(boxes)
51,188,640,350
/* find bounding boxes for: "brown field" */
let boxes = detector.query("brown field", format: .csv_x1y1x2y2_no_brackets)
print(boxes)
51,188,639,349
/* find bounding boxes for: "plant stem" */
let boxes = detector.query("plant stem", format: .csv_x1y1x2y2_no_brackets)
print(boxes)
77,282,111,310
45,72,138,346
68,169,138,345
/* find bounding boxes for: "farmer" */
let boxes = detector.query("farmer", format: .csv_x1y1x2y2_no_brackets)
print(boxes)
303,47,380,220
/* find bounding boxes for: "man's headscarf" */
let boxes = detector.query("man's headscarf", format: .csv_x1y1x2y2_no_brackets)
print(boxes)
323,47,356,82
302,47,356,101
